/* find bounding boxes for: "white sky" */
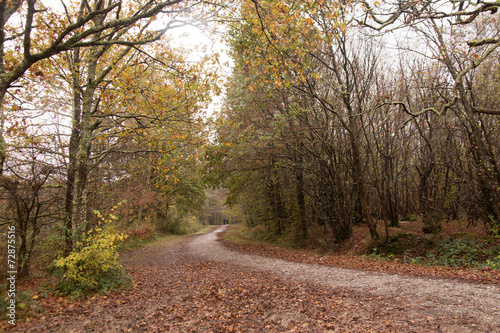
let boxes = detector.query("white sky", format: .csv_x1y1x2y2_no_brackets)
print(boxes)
168,25,231,118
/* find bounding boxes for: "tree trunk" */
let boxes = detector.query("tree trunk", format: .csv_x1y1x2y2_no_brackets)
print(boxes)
63,47,82,256
73,86,94,230
72,6,105,236
0,88,7,175
385,155,399,228
347,103,379,241
295,153,307,240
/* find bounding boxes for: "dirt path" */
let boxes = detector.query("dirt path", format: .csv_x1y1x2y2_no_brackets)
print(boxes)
191,225,500,331
8,225,500,332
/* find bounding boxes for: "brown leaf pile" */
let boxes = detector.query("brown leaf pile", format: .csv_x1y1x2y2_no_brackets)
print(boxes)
5,260,479,333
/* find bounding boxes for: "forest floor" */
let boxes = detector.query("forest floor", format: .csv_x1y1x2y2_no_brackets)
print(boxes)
3,225,500,332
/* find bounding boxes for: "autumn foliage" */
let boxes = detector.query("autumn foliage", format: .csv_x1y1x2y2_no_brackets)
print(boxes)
51,211,130,299
206,0,500,248
1,1,500,325
0,0,222,291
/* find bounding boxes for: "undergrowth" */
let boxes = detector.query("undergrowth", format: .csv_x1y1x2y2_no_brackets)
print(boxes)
402,237,500,269
235,222,500,271
0,285,37,321
50,210,131,299
117,226,157,251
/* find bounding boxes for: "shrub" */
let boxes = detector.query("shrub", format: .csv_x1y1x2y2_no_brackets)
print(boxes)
417,236,500,269
0,285,35,320
118,226,157,251
156,213,203,235
51,226,130,299
373,233,428,257
127,226,156,240
434,237,484,267
485,254,500,270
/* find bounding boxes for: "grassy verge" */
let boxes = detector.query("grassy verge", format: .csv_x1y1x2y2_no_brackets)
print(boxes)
194,225,214,235
144,234,188,248
118,225,216,266
219,223,253,244
119,225,214,251
145,225,214,247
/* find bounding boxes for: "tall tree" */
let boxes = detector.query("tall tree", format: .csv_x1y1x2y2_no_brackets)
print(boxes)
361,0,500,233
0,0,215,174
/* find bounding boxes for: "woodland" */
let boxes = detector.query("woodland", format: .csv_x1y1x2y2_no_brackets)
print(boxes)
0,0,500,327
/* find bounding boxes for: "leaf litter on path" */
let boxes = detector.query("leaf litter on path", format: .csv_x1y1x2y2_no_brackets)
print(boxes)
5,226,499,332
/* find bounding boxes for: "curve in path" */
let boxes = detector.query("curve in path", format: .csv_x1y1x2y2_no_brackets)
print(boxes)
189,225,500,330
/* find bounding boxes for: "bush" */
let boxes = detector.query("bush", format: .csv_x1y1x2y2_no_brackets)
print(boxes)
127,226,156,240
156,213,204,235
118,226,157,251
0,285,35,320
403,236,500,269
51,226,130,299
373,233,428,257
170,217,189,235
436,237,496,266
485,254,500,270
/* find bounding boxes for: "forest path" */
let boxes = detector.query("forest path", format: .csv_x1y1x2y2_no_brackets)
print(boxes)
9,225,500,332
190,225,500,332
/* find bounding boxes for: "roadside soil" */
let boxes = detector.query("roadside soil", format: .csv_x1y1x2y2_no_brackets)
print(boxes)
4,225,500,332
